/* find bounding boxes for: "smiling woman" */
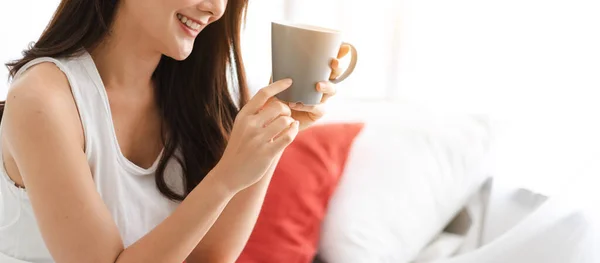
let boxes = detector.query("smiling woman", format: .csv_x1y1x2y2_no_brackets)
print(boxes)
5,0,249,205
0,0,347,262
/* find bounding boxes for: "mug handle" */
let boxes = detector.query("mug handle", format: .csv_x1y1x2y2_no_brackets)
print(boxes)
330,42,358,84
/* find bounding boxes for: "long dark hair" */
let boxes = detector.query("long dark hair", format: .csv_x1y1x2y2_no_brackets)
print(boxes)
1,0,250,201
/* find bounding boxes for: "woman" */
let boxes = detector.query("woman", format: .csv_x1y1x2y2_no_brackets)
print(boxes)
0,0,350,262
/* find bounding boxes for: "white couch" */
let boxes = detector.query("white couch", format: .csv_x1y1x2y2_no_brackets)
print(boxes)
316,100,494,263
316,100,600,263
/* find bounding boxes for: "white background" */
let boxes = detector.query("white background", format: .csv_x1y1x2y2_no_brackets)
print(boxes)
1,0,600,194
0,0,60,93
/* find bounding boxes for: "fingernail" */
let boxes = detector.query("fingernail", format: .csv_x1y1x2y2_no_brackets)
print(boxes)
318,82,328,91
289,102,298,108
284,78,293,84
331,59,339,68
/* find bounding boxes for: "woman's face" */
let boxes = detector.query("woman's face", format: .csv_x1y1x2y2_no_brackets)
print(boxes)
120,0,227,60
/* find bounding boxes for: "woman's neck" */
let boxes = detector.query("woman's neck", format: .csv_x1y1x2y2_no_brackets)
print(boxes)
90,9,162,91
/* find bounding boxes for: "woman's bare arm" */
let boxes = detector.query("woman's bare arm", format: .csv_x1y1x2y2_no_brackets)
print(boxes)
186,153,283,263
3,63,236,263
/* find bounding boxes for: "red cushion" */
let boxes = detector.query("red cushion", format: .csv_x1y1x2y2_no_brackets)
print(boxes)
237,123,364,263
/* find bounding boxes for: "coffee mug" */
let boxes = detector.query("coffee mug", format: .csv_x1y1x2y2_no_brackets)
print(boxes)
271,21,358,105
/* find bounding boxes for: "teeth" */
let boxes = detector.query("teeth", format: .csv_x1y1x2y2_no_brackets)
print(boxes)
177,13,200,31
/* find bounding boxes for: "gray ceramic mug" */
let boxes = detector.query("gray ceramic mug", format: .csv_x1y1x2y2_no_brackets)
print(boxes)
271,21,358,105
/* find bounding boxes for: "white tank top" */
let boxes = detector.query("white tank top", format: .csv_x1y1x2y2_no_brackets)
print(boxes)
0,51,184,263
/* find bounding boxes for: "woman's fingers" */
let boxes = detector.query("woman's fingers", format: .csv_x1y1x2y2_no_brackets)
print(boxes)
330,44,351,80
317,81,336,95
337,44,351,59
264,116,296,141
316,81,336,103
289,82,329,116
289,103,326,120
256,99,292,127
329,58,342,80
271,119,300,149
242,78,292,115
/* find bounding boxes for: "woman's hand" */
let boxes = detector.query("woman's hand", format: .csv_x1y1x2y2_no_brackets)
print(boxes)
288,44,352,130
214,79,298,193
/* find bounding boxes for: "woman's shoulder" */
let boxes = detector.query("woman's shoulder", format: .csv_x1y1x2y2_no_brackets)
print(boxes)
4,61,84,146
8,61,73,109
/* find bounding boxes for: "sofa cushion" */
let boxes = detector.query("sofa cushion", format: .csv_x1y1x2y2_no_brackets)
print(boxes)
317,104,492,263
237,122,364,263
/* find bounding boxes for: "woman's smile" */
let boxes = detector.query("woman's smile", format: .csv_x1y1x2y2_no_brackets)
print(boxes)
177,13,205,37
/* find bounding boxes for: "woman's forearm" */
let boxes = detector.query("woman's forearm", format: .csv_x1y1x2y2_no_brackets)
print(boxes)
187,153,284,263
115,169,236,263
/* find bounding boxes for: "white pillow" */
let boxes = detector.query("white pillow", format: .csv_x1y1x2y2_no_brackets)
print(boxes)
317,104,492,263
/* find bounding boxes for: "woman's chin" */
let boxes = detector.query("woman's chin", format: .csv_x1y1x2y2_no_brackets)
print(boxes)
165,43,194,61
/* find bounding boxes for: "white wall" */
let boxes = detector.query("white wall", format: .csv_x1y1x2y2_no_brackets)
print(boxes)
392,0,600,194
240,0,286,93
0,0,60,99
